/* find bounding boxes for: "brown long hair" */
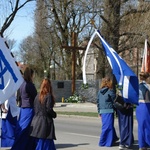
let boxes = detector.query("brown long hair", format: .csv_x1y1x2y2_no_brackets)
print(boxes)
139,72,150,81
23,67,34,82
39,78,55,105
100,77,113,89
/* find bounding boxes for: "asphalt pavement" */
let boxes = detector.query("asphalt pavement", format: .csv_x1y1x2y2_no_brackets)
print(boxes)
54,102,141,150
0,102,138,150
1,102,96,150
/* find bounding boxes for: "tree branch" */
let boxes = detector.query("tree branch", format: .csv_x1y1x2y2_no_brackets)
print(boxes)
120,8,150,19
0,0,35,37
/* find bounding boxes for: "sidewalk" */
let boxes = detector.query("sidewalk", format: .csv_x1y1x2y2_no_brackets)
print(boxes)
54,102,97,113
54,102,136,116
1,147,11,150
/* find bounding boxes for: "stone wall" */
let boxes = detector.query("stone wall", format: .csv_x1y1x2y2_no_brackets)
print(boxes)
51,80,72,102
51,80,101,103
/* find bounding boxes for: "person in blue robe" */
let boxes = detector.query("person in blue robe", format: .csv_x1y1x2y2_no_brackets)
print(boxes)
1,94,20,148
30,78,57,150
11,67,37,150
136,72,150,150
97,76,118,147
117,105,134,150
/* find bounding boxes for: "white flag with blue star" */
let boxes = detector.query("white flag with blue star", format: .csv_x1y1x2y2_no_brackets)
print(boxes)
0,37,24,104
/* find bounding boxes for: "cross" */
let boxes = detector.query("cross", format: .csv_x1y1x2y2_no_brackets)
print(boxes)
62,32,86,95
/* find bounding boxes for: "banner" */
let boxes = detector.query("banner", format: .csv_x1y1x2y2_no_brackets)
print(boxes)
83,30,139,105
141,39,150,73
0,37,24,104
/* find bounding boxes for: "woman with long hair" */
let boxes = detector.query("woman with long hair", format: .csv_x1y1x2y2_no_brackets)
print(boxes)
11,67,37,150
30,78,57,150
97,76,118,147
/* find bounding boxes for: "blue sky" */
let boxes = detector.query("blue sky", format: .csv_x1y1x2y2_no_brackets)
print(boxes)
5,1,36,51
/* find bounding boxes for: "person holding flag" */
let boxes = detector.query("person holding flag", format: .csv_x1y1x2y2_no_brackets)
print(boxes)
117,95,134,150
0,36,23,148
83,29,139,149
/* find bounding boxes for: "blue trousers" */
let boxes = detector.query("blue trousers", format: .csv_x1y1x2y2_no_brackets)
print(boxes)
117,108,134,147
99,113,118,147
11,108,34,150
136,103,150,148
1,108,17,147
34,138,56,150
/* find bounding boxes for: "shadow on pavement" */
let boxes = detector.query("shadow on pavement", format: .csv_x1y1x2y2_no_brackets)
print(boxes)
56,143,89,149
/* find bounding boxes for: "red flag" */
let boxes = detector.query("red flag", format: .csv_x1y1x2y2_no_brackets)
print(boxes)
141,39,150,73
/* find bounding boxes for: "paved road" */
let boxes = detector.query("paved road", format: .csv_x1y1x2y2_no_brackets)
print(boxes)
54,102,142,150
54,115,140,150
0,102,148,150
56,115,120,150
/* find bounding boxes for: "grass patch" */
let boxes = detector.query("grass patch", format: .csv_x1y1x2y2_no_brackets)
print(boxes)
57,111,136,119
57,111,98,117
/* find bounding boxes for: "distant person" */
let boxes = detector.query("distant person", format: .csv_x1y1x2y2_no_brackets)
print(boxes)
30,78,57,150
97,76,118,147
11,67,37,150
136,72,150,150
1,94,20,147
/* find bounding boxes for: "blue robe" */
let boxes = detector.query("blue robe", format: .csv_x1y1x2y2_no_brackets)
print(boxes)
1,108,17,147
99,113,118,147
136,103,150,148
117,107,134,147
11,108,34,150
33,138,56,150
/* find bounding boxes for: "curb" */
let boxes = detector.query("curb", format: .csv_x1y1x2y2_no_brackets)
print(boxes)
55,102,97,108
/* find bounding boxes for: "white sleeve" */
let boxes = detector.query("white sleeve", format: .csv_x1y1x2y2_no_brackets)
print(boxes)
8,94,20,117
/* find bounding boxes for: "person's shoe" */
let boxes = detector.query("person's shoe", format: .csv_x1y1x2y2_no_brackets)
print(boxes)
119,145,129,149
112,138,120,146
114,138,120,143
125,145,130,148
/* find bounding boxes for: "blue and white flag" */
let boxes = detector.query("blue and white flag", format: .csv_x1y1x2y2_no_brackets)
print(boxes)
0,37,24,104
83,30,139,105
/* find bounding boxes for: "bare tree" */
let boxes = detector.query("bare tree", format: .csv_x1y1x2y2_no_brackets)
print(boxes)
0,0,35,38
42,0,100,80
92,0,150,77
19,0,150,81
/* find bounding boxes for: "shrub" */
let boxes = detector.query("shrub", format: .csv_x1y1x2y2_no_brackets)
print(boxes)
65,93,82,103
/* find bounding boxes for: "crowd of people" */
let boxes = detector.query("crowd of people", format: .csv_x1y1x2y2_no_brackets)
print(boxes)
1,66,150,150
0,66,57,150
97,72,150,150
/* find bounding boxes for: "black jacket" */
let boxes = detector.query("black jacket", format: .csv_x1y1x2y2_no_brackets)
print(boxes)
30,93,57,140
19,80,37,108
